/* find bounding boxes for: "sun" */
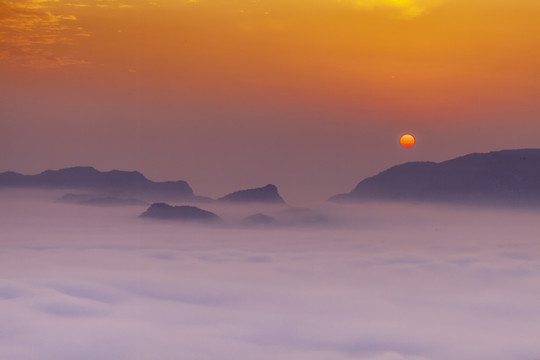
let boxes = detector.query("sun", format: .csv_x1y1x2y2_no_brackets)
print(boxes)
400,133,415,148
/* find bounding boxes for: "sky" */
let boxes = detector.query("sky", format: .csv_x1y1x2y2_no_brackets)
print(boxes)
1,0,540,203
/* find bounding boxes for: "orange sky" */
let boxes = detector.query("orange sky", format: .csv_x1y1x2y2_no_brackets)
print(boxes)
1,0,540,203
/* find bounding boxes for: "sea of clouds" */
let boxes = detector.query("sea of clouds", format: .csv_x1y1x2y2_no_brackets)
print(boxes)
1,190,539,360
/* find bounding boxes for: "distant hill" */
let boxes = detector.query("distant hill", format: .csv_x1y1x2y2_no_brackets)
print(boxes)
0,166,196,202
140,203,220,222
57,193,147,207
218,184,285,204
329,149,540,206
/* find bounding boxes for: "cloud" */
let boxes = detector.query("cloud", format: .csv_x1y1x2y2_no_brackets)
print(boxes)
348,0,444,18
36,302,106,317
45,281,123,304
0,285,26,300
0,0,141,68
0,0,90,67
1,194,540,359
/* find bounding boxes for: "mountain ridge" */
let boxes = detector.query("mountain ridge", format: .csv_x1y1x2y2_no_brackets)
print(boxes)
0,166,195,202
329,149,540,205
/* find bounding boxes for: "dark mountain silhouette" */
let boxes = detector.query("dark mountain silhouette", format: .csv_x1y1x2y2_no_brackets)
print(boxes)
0,166,196,202
57,193,146,206
329,149,540,205
218,184,285,204
140,203,220,222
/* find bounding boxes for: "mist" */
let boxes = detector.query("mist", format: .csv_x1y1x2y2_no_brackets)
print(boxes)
1,190,539,360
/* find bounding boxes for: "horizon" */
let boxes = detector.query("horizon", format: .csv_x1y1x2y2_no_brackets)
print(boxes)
2,146,540,205
2,0,540,203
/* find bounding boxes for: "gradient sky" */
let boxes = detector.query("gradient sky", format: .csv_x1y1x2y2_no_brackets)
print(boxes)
1,0,539,203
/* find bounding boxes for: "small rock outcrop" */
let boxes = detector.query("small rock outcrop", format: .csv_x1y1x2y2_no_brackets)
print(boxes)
218,184,285,204
140,203,220,222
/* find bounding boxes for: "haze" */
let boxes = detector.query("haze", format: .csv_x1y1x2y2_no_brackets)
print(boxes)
1,190,540,359
2,0,540,203
2,1,540,358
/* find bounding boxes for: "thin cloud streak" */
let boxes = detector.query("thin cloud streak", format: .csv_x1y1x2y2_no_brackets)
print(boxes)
0,0,138,67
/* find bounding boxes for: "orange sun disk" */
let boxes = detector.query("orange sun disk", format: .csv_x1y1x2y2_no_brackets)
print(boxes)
400,133,415,148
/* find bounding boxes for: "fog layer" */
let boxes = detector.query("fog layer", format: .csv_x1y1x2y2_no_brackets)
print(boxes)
1,191,539,359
